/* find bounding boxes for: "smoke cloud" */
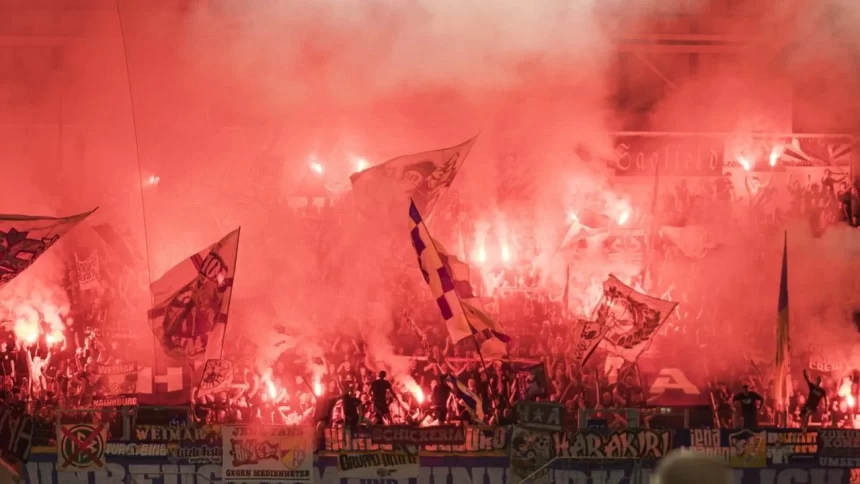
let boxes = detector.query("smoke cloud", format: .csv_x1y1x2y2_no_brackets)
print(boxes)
0,0,858,382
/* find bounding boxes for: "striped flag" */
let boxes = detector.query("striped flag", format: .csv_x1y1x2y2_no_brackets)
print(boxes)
0,208,96,290
409,201,509,359
773,232,792,410
446,375,485,423
351,136,477,218
148,228,240,363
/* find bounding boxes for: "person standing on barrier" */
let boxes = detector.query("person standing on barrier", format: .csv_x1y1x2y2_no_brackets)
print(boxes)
341,384,362,428
652,450,733,484
801,369,827,432
369,371,398,425
733,384,763,429
431,373,452,424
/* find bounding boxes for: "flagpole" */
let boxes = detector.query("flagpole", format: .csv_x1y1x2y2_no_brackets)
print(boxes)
115,0,158,365
219,227,241,360
641,160,660,290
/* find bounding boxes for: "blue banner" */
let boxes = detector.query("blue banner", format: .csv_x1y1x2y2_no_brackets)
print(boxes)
21,452,850,484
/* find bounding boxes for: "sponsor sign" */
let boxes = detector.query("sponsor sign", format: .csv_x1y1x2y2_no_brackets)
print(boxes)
729,430,767,469
20,453,853,484
818,430,860,468
221,425,313,482
612,135,724,176
104,443,167,457
92,396,138,408
56,424,107,472
516,402,564,431
767,430,818,464
370,425,466,446
0,405,34,462
554,429,673,459
166,443,223,465
337,451,419,479
323,425,507,454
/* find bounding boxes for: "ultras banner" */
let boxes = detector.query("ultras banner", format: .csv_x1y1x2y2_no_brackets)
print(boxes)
21,453,852,484
220,425,313,482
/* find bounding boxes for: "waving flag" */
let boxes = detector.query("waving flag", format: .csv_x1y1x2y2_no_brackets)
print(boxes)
773,233,792,410
409,201,509,359
593,275,677,362
447,375,485,424
0,208,96,291
148,228,240,363
351,135,477,218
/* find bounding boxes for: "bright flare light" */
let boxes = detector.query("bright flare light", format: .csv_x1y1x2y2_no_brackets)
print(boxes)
146,175,160,186
567,211,579,223
474,247,487,265
738,156,751,172
405,381,424,404
313,377,323,397
838,378,855,408
769,146,782,167
310,162,324,174
355,158,368,172
617,211,630,226
501,245,511,262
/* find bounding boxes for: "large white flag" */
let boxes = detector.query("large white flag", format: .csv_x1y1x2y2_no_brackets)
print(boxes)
0,209,96,291
351,135,477,218
148,228,240,363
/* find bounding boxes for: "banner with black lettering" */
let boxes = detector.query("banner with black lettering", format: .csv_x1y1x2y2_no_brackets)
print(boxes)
337,451,419,479
221,425,313,482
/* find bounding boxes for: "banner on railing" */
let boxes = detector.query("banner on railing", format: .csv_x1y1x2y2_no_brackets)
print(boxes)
221,425,313,482
0,405,34,462
19,453,855,484
322,426,508,454
337,451,420,479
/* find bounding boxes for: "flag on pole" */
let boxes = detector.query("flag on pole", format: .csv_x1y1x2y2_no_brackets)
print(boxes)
593,275,678,362
351,136,477,218
148,228,240,363
773,232,792,410
409,201,509,359
562,264,570,319
0,208,96,290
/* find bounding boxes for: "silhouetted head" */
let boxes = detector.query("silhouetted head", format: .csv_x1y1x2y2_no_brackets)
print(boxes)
652,450,732,484
378,371,387,380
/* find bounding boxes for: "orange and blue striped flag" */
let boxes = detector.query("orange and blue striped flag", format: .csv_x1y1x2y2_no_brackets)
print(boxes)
773,232,792,409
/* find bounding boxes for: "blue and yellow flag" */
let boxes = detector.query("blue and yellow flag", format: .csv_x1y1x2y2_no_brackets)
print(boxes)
447,375,485,423
773,232,792,408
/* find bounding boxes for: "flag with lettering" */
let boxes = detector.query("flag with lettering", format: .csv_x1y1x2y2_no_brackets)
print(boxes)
96,363,138,396
351,136,477,218
593,275,678,362
773,233,792,409
409,201,509,359
148,228,240,363
0,209,96,291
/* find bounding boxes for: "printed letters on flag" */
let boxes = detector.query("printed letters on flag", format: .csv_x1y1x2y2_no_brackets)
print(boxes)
96,362,138,396
74,252,100,290
409,201,509,359
351,136,477,218
594,275,678,362
148,229,240,362
197,359,233,397
0,209,96,291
